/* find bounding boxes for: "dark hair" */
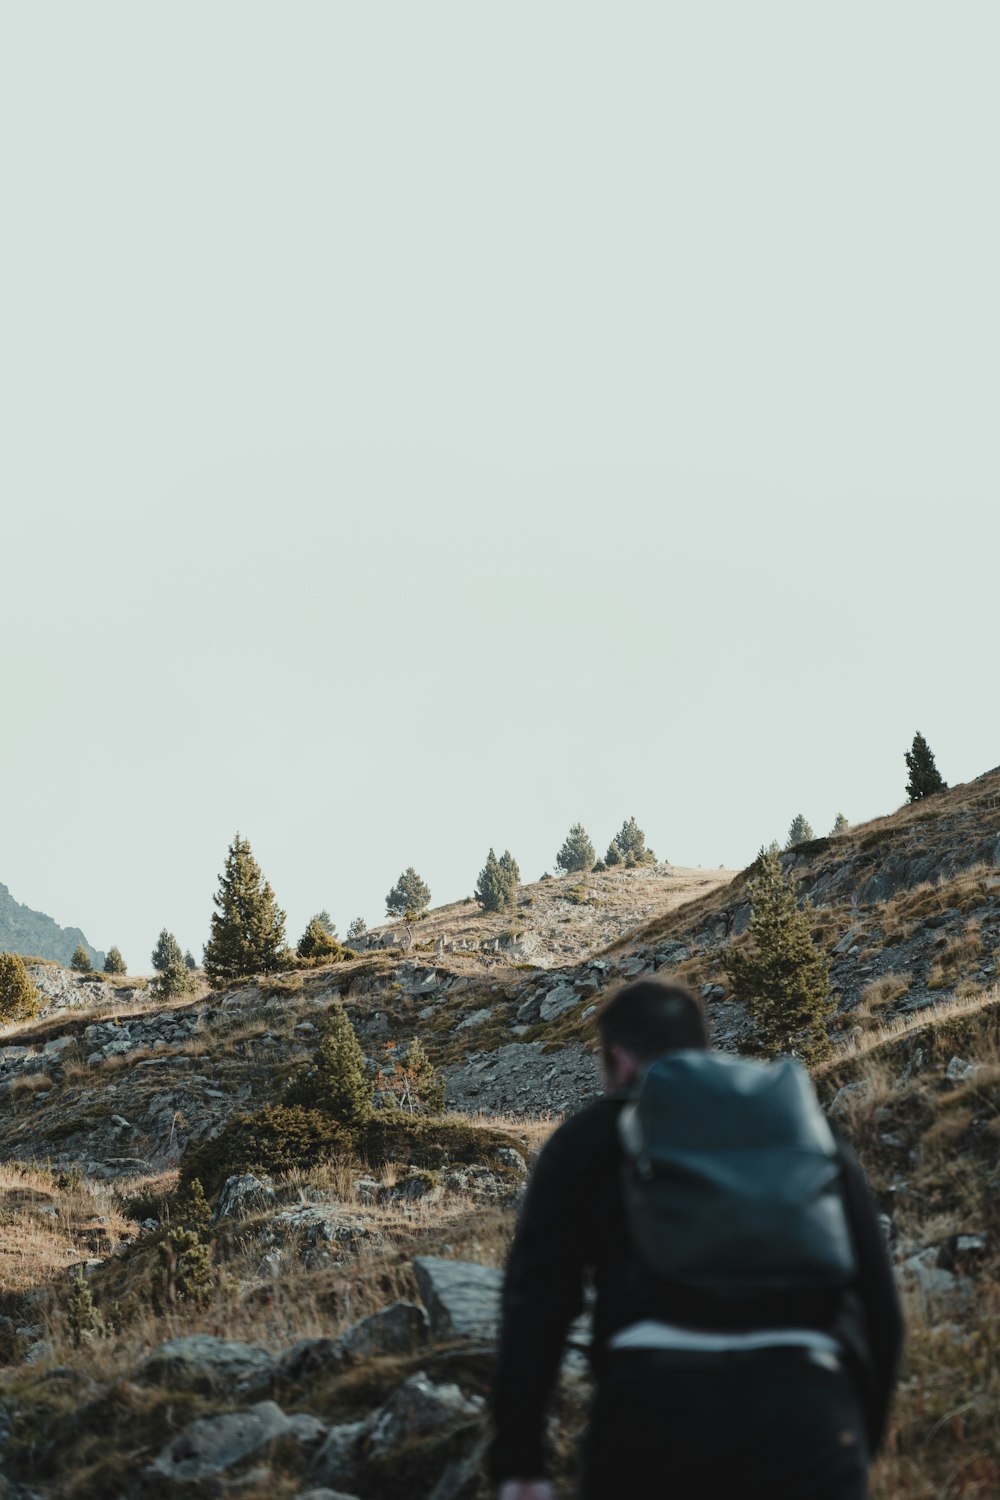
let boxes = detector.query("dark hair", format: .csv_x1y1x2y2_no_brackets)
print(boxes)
596,978,708,1064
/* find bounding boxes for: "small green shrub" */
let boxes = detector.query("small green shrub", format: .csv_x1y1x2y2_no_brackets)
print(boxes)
361,1115,523,1171
375,1037,446,1115
151,1227,214,1315
284,1007,374,1126
179,1104,350,1197
65,1269,104,1347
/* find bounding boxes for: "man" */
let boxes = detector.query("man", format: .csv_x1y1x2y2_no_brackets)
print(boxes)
491,978,903,1499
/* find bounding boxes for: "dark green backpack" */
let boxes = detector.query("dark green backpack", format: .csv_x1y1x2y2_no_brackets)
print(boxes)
619,1050,856,1297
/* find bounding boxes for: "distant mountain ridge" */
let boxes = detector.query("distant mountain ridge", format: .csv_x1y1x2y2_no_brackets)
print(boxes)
0,883,104,969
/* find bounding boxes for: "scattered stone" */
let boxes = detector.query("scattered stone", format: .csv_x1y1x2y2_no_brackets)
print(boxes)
945,1056,983,1083
309,1421,368,1491
42,1035,76,1059
937,1233,988,1270
270,1206,383,1261
617,954,650,978
455,1007,493,1033
147,1400,322,1483
539,985,579,1022
413,1257,503,1341
215,1173,277,1222
368,1371,483,1454
652,942,689,969
140,1336,274,1395
829,1080,872,1117
336,1301,429,1362
900,1248,961,1297
494,1146,527,1174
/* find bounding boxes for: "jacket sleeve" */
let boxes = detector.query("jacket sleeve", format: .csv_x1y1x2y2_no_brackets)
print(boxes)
490,1123,589,1481
835,1135,905,1453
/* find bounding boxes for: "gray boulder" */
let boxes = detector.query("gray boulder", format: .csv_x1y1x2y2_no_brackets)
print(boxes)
271,1206,383,1260
413,1257,503,1341
539,984,580,1021
309,1421,368,1491
147,1400,323,1482
214,1172,276,1222
945,1056,983,1083
276,1303,429,1387
368,1371,484,1455
336,1301,429,1361
139,1335,274,1395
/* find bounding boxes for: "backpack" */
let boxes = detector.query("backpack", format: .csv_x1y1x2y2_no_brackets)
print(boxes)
618,1050,856,1299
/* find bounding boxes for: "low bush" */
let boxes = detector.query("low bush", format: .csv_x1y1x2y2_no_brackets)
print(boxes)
360,1115,524,1172
179,1105,523,1201
179,1104,351,1197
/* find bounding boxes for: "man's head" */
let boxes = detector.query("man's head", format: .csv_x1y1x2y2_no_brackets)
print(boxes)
596,977,708,1090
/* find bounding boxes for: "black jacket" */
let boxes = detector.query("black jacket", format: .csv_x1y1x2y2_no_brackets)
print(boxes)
491,1092,904,1481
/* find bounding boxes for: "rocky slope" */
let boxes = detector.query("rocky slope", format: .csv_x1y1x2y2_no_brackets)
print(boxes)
0,883,104,970
1,773,999,1495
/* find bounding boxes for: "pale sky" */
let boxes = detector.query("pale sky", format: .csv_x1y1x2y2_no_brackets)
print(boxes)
2,4,997,973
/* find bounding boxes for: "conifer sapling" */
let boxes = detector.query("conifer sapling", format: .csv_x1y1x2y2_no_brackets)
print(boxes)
905,732,948,802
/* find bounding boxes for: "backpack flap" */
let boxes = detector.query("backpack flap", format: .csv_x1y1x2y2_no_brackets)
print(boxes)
620,1051,856,1295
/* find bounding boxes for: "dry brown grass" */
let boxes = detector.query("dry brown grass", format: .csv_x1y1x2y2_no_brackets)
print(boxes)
822,986,1000,1072
857,972,913,1019
928,921,984,990
0,1162,136,1295
8,1072,54,1098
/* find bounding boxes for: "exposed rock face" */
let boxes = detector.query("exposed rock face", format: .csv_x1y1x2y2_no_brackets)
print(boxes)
445,1041,601,1116
0,882,104,969
146,1400,325,1483
139,1335,274,1396
214,1173,277,1222
275,1303,429,1387
367,1371,483,1452
413,1256,503,1341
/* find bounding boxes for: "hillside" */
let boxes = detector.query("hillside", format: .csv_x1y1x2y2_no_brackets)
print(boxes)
0,883,104,970
0,776,997,1496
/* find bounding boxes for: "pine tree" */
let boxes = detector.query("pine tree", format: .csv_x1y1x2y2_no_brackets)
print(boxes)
203,834,288,985
103,946,126,975
174,1177,212,1237
286,1006,373,1127
723,846,833,1064
150,928,193,996
316,910,337,936
905,732,948,802
474,848,518,912
556,823,596,875
65,1268,103,1347
151,1228,214,1314
385,867,431,919
184,950,198,971
297,915,345,961
608,817,656,866
786,814,815,848
346,917,367,942
151,930,185,973
71,943,92,972
831,813,849,835
0,952,40,1024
